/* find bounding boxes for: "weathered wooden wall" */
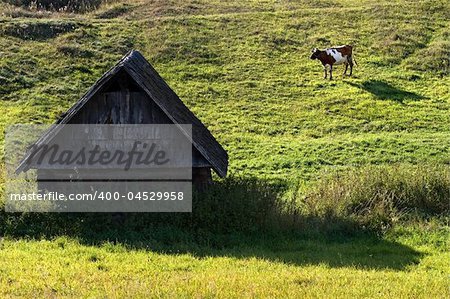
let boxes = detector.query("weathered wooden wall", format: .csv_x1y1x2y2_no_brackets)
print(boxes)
56,70,213,184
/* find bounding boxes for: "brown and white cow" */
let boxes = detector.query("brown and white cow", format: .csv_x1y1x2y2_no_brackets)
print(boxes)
310,45,356,80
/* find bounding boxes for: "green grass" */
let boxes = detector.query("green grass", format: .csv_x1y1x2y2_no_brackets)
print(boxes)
0,222,448,298
0,0,449,297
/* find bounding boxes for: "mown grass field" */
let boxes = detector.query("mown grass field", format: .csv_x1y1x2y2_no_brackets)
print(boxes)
0,0,449,298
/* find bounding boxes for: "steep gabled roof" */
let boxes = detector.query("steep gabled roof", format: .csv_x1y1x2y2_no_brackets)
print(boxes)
17,50,228,177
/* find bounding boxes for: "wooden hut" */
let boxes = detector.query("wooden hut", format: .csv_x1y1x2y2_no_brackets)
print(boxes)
17,50,228,186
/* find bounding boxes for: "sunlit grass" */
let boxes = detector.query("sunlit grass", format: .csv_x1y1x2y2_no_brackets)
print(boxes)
0,225,448,298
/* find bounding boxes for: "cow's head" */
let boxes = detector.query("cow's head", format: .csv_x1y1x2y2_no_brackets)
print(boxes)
310,48,320,60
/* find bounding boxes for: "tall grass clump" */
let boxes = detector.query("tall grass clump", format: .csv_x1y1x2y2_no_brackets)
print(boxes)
0,164,448,242
290,164,450,233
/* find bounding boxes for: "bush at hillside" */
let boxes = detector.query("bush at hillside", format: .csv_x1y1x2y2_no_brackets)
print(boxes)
3,0,105,12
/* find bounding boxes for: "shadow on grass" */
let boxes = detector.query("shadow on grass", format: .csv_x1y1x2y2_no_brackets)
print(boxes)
174,233,422,271
0,177,423,271
346,80,426,103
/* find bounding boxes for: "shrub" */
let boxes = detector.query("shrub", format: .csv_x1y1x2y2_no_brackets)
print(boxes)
3,0,106,12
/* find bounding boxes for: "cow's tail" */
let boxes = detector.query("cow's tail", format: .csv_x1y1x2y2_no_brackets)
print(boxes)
350,45,358,66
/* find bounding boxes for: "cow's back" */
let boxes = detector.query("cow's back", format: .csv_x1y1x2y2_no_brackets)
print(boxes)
326,47,350,65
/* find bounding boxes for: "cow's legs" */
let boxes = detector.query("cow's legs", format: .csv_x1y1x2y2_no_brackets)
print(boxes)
329,65,333,80
349,55,353,76
323,67,327,79
343,63,349,76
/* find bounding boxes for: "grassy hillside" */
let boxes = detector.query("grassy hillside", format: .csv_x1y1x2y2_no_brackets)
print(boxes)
1,0,449,178
0,0,449,297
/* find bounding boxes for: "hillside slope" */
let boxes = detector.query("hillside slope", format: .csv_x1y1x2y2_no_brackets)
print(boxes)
1,0,449,180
